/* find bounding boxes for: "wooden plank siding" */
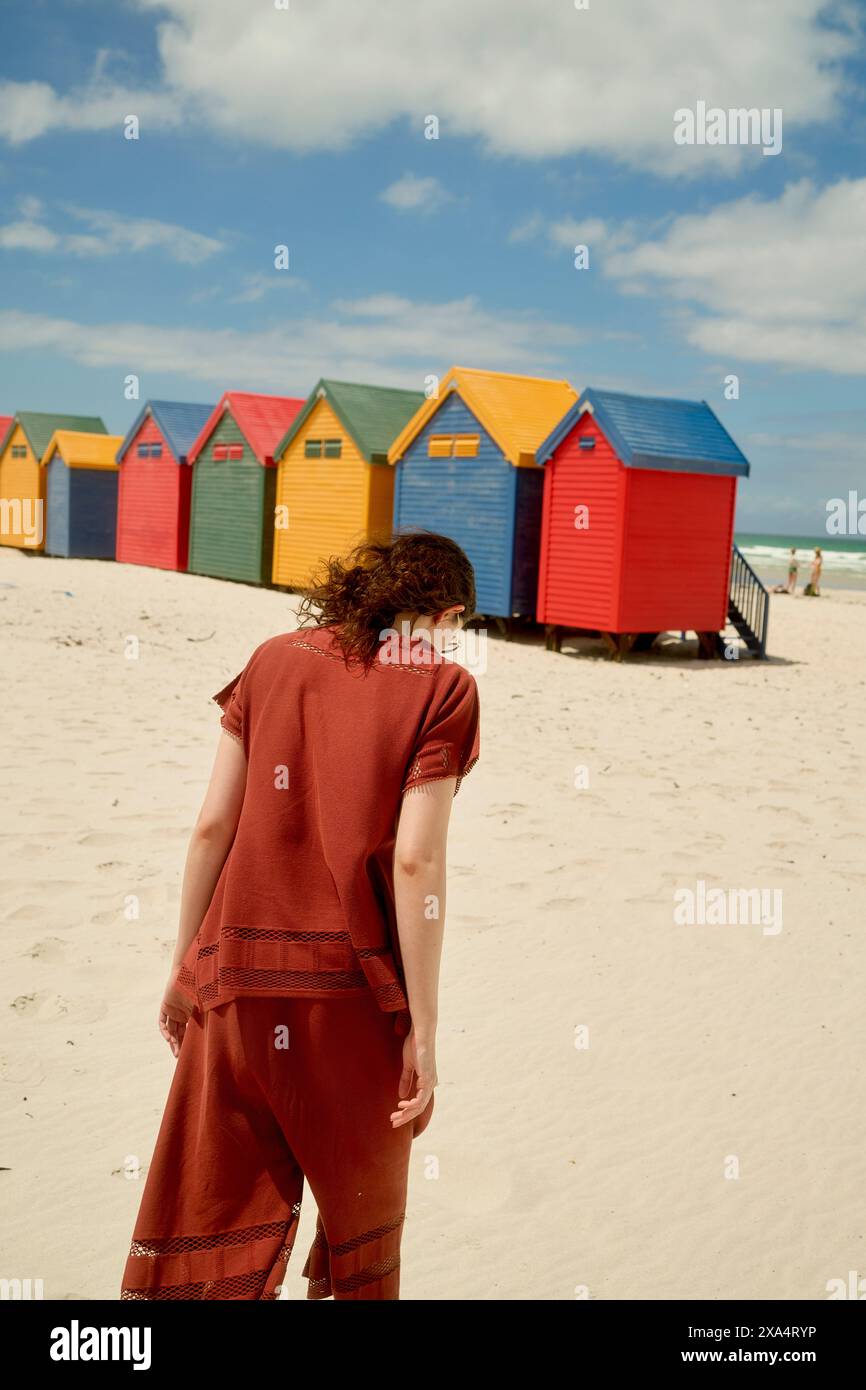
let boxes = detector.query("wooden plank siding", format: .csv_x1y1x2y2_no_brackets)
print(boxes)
617,470,737,632
0,423,44,549
366,451,397,544
188,412,270,585
44,458,71,555
116,416,190,571
536,414,624,629
392,394,515,619
272,398,374,589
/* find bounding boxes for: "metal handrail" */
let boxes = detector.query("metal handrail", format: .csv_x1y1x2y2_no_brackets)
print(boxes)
729,543,769,658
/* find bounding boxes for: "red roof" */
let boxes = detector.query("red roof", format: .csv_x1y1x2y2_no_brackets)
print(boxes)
0,415,13,448
187,391,305,466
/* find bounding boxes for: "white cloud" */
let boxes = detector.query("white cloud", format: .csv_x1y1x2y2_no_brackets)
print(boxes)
0,295,582,391
0,0,854,173
380,173,451,213
508,213,545,244
0,202,223,263
601,178,866,374
508,213,639,258
0,219,59,252
229,272,306,303
17,194,44,219
0,77,180,144
748,427,866,465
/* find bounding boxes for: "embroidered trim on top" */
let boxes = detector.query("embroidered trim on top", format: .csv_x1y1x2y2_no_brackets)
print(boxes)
220,965,369,991
221,926,354,944
404,744,451,786
291,635,439,677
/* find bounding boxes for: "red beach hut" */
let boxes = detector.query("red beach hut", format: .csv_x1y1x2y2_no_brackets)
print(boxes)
115,400,214,571
536,388,766,657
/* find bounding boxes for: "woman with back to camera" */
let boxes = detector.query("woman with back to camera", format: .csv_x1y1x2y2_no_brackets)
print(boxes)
119,530,480,1301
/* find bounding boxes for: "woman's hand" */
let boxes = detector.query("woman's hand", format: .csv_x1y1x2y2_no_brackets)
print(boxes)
391,1026,437,1130
158,976,194,1058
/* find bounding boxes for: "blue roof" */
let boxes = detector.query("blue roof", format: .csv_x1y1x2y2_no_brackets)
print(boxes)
537,388,750,477
116,399,215,465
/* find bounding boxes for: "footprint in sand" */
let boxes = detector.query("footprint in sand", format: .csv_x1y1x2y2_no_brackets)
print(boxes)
24,938,67,963
10,993,39,1015
0,1048,45,1085
3,904,49,922
9,992,107,1024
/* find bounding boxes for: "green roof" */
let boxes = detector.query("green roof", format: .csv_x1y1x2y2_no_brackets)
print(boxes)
6,412,107,461
274,379,426,464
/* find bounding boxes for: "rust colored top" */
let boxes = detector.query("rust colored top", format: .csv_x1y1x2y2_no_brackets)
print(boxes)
174,625,480,1038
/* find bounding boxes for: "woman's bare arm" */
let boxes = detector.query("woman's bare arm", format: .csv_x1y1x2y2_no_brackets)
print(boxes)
392,777,456,1036
169,730,248,976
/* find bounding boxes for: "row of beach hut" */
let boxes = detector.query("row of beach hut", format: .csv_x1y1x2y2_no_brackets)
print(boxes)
0,368,755,650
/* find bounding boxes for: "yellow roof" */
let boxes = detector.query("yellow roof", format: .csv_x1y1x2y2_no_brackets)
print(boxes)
41,431,123,470
387,366,579,467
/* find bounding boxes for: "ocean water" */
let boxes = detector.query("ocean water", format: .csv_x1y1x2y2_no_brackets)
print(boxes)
736,533,866,592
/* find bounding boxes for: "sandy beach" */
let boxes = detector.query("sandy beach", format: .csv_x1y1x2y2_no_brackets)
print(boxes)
1,542,864,1301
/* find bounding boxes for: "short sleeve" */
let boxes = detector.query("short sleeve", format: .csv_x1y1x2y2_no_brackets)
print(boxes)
212,669,245,744
402,666,480,796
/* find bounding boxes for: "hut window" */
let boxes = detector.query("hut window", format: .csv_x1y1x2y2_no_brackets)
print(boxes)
150,442,163,457
11,444,27,458
428,435,454,457
213,444,229,460
136,442,162,458
227,444,243,460
428,434,479,458
323,439,342,458
305,439,323,458
453,435,479,457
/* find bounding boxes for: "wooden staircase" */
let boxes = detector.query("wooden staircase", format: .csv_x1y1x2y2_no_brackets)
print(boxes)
726,544,769,658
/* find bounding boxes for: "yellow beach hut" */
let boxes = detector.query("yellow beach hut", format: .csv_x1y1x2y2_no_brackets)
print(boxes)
0,412,106,551
271,379,425,589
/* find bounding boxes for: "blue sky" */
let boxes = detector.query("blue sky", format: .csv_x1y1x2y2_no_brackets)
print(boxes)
1,0,865,531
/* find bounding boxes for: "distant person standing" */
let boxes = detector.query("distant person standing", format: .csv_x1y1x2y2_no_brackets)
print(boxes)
804,547,823,596
786,547,799,593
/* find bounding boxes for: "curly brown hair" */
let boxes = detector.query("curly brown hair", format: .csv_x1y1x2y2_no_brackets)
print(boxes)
297,530,477,669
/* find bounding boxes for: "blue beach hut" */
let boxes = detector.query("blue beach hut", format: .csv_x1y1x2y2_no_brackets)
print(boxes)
387,367,578,619
42,430,123,558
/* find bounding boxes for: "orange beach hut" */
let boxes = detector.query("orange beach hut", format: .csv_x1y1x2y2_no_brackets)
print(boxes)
0,412,106,551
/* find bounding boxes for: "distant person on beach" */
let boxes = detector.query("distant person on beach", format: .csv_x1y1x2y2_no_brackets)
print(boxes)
772,547,800,594
119,531,480,1302
804,547,823,596
787,548,799,593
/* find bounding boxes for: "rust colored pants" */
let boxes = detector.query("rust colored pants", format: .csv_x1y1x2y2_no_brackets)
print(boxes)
120,991,433,1301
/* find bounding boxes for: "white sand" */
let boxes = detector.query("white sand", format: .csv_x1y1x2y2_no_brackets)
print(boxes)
1,543,864,1301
